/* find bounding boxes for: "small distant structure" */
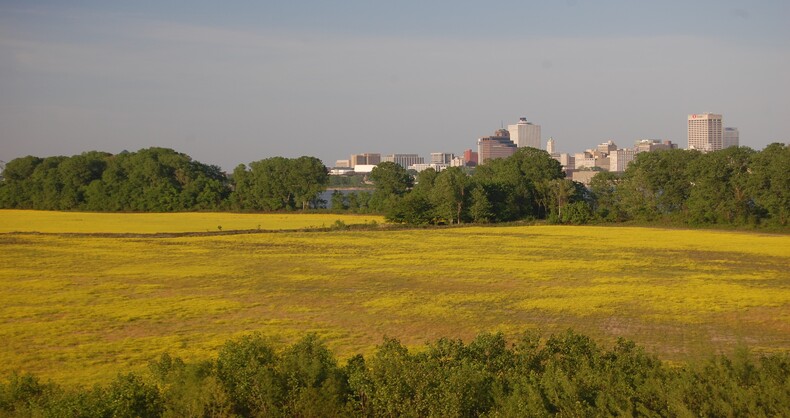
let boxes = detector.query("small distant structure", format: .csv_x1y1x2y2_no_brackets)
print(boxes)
723,127,740,148
382,154,424,169
349,153,381,167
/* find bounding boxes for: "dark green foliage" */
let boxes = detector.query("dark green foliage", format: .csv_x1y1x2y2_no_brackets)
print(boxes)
747,143,790,227
346,191,373,213
0,149,336,213
385,191,435,225
598,145,789,228
474,148,565,221
280,334,350,417
616,148,700,221
431,167,471,224
331,190,349,211
105,373,164,418
686,147,757,225
216,333,283,416
0,148,231,211
385,148,566,225
374,144,787,228
369,162,413,198
5,145,786,229
589,171,623,221
2,331,789,417
368,161,414,213
229,156,328,211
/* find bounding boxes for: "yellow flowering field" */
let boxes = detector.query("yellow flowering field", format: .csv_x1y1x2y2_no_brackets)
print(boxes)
0,209,383,234
1,210,789,385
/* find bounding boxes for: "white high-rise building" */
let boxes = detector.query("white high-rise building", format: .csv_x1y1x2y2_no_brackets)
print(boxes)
688,113,723,152
546,137,555,155
508,117,541,149
723,127,739,148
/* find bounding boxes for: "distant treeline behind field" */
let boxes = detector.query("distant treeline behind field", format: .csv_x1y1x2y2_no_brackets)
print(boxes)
1,144,787,228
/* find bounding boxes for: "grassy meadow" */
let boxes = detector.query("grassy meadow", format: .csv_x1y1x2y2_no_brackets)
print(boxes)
0,209,383,234
1,210,789,386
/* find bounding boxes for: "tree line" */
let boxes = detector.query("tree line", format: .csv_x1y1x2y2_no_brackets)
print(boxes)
2,144,787,228
2,330,788,417
0,148,327,212
342,144,787,228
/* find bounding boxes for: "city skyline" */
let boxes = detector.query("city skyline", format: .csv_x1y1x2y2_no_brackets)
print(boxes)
1,1,788,171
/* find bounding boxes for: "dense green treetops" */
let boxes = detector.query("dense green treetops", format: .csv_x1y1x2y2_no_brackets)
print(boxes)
2,330,788,417
1,144,788,228
0,148,328,212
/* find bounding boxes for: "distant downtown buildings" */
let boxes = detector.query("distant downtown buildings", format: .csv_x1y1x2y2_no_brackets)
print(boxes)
333,113,740,179
687,113,739,152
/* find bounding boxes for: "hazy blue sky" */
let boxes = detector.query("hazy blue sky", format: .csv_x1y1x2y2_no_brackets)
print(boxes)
2,1,788,170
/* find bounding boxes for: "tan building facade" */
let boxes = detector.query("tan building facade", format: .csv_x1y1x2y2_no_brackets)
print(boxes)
688,113,723,152
349,153,381,168
609,148,636,172
382,154,424,168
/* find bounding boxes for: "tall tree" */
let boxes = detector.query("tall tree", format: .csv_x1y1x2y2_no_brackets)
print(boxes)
589,171,623,221
369,162,413,212
291,156,329,210
687,146,756,224
617,149,700,221
431,167,471,224
748,143,790,226
473,147,564,220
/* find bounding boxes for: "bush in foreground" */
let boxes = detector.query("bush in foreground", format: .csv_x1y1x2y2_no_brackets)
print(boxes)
1,330,789,417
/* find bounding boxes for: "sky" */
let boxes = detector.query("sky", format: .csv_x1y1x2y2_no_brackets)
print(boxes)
1,0,788,171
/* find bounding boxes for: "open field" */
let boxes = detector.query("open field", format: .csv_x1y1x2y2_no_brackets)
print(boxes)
1,210,789,386
0,209,383,234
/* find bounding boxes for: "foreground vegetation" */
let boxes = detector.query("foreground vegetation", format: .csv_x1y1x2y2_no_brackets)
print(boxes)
2,211,788,388
2,331,789,417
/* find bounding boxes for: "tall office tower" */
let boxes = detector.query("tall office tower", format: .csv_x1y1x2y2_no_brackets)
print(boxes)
723,127,740,148
546,137,555,155
383,154,424,168
477,129,517,164
507,117,541,149
463,149,478,166
688,113,723,152
430,152,455,164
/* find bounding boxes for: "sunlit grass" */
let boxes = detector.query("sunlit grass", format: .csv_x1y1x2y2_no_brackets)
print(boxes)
1,211,788,386
0,209,384,233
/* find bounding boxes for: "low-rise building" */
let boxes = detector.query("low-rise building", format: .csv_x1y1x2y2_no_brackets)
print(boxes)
382,153,424,168
409,163,449,172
